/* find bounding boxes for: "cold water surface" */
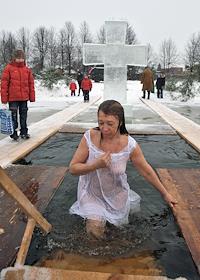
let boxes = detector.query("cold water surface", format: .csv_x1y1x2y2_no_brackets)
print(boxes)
20,133,200,280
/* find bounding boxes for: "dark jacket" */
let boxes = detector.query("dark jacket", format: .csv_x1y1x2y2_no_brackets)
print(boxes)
156,76,165,89
77,72,84,83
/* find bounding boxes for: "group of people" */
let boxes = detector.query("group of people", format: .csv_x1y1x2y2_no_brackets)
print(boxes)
0,51,93,142
0,50,177,242
141,66,165,99
69,70,92,102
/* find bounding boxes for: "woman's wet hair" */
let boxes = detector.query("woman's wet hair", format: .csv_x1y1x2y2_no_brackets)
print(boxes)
97,100,129,135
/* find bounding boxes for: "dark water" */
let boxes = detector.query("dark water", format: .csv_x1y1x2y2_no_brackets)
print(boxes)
18,133,200,280
168,105,200,125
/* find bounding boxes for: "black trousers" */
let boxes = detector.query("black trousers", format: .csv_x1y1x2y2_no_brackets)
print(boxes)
83,90,90,102
157,88,163,98
9,101,28,135
142,90,150,99
78,81,82,94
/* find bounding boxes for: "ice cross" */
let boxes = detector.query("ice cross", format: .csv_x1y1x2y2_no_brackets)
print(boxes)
83,20,147,104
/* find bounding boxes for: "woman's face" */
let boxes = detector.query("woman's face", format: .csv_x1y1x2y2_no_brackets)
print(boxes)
98,110,120,137
15,58,24,63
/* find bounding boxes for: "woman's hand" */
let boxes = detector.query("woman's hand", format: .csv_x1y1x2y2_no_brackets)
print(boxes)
94,152,111,169
163,192,178,208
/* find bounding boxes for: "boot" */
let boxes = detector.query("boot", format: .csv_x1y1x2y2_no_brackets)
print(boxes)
10,131,19,141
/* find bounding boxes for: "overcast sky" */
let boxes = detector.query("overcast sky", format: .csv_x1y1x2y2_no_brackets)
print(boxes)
1,0,200,54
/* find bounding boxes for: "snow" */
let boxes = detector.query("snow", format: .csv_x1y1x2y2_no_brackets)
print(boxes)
1,79,200,116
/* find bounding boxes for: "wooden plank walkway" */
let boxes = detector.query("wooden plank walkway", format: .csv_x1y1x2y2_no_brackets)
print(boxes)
141,99,200,153
0,165,68,270
157,168,200,274
60,122,176,135
0,96,100,168
1,265,174,280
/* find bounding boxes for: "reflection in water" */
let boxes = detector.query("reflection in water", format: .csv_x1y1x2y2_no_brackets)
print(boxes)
23,133,200,279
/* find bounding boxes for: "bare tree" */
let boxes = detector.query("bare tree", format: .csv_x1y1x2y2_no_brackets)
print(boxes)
64,21,76,75
58,28,66,69
0,31,9,65
146,43,158,68
0,31,16,67
32,26,49,70
47,27,58,68
125,23,137,45
159,38,178,70
16,27,31,62
184,32,200,72
79,21,93,44
97,24,106,44
78,21,93,71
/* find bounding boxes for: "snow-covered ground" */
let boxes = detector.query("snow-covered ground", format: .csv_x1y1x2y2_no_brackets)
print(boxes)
0,80,200,140
2,79,200,112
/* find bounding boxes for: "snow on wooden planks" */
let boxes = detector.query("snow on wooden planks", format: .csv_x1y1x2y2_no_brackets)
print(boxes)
141,99,200,153
0,96,101,168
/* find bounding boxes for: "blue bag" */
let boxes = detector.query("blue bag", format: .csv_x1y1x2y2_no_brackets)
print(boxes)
0,109,14,135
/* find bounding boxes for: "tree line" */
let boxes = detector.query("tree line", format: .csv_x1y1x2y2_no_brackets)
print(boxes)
0,20,200,79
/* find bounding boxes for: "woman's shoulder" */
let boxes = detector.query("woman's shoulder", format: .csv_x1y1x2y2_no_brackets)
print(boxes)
89,128,100,140
84,128,99,141
128,135,137,151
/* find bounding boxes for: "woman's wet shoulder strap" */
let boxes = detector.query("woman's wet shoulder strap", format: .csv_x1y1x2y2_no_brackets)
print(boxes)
128,135,137,153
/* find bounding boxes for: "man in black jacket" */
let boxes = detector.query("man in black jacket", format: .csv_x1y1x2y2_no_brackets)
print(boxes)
156,72,165,98
77,70,84,96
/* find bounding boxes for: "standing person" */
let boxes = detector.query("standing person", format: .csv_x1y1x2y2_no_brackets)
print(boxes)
69,100,177,239
156,72,165,98
69,80,77,96
77,70,84,96
141,66,154,99
1,49,35,140
81,75,92,103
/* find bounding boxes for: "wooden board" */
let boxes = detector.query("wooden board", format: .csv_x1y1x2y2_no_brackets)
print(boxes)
141,99,200,153
0,165,68,270
157,168,200,274
1,265,172,280
0,96,101,168
59,122,176,135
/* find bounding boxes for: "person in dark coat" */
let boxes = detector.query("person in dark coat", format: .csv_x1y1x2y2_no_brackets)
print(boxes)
77,70,84,96
156,73,165,98
1,49,35,140
140,66,154,99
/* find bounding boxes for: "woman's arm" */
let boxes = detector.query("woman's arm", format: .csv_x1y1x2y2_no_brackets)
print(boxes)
130,144,177,208
69,134,111,175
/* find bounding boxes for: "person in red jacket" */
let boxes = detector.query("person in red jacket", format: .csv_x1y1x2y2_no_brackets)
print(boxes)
1,50,35,140
69,80,77,96
81,75,92,102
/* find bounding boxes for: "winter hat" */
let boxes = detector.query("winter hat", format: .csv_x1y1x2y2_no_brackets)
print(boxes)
13,49,25,60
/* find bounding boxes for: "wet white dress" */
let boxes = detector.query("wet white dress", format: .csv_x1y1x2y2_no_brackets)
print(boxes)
69,130,141,226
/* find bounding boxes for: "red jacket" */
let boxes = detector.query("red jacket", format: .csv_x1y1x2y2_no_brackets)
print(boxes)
81,78,92,91
1,61,35,104
69,82,77,91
